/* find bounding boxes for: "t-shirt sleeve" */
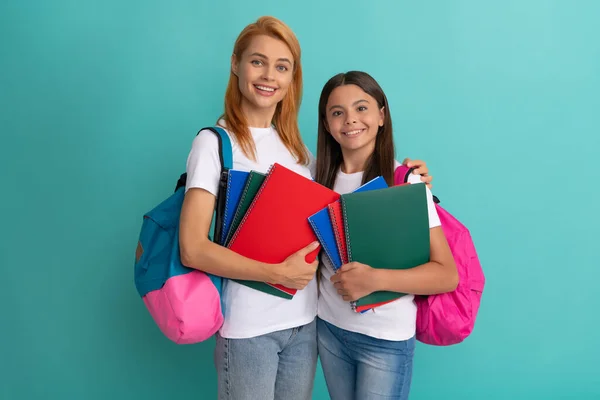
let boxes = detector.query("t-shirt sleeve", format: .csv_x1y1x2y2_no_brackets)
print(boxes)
407,173,441,229
185,129,222,196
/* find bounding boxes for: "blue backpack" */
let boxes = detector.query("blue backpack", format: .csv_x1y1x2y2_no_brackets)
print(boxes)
134,126,233,344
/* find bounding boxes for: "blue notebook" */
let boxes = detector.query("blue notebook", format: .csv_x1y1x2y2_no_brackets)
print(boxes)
308,176,388,270
221,170,250,244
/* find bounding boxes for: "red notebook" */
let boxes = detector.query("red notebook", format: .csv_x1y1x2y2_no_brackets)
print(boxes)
328,201,348,265
227,163,340,295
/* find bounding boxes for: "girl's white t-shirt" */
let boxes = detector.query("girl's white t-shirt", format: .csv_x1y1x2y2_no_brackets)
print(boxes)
185,122,317,339
317,161,441,341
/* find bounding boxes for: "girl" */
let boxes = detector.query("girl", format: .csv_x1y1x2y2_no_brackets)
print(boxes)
179,17,434,399
315,71,459,400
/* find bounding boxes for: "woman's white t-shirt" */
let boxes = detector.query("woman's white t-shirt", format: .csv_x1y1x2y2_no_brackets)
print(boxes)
185,122,317,339
317,160,441,341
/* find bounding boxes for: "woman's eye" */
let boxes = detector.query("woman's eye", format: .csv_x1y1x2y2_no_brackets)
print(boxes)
358,106,367,111
276,65,288,72
332,111,342,117
251,60,262,66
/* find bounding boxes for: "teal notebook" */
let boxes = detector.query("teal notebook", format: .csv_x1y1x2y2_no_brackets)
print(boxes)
225,171,266,247
340,183,430,309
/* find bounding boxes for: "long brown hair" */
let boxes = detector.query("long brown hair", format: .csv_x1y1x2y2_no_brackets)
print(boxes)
220,16,308,165
315,71,395,189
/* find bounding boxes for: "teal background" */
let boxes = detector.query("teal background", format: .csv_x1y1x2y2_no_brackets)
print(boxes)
2,0,599,399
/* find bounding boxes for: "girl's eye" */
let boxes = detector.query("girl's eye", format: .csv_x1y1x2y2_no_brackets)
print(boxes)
276,65,288,72
251,60,263,66
332,111,342,117
358,106,367,112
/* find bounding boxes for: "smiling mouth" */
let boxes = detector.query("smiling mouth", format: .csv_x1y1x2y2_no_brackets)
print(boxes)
254,84,277,95
342,128,365,137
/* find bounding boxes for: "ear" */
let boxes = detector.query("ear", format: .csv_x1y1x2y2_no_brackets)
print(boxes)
323,118,330,133
378,106,385,127
231,54,238,76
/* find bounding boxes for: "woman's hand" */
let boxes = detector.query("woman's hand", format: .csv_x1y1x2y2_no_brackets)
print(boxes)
330,262,378,302
403,158,433,189
276,241,320,290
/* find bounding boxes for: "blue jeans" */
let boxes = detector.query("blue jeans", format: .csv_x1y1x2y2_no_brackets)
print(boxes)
214,318,317,400
317,318,416,400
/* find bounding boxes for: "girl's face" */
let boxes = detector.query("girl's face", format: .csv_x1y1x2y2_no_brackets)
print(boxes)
232,34,294,117
324,84,385,154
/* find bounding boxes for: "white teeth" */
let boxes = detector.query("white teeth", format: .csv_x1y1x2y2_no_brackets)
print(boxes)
344,129,363,136
255,85,275,92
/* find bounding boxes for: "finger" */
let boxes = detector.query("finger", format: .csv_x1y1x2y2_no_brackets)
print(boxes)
298,241,320,256
339,263,355,272
420,174,433,189
412,167,429,176
330,274,340,284
407,159,425,169
402,157,411,166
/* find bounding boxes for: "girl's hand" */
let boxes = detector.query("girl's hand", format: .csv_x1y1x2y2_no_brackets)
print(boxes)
330,262,378,302
403,158,433,189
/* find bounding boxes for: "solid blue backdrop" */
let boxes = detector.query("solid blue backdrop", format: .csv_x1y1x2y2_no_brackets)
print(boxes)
2,1,599,399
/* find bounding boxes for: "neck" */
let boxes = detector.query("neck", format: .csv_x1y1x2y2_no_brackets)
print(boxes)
241,99,277,128
340,142,376,174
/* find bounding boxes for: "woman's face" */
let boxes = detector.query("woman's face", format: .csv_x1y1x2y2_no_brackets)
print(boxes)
232,34,294,116
324,84,384,154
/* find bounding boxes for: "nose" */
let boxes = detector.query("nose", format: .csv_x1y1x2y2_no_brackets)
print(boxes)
345,114,356,125
261,65,276,81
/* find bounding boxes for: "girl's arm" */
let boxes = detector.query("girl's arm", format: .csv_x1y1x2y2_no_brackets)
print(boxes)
371,225,458,295
179,187,319,290
331,226,458,301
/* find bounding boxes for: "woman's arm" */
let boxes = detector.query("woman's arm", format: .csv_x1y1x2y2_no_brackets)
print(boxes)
403,158,433,188
179,187,319,290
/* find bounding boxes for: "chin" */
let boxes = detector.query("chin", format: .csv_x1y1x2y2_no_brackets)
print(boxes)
252,95,284,110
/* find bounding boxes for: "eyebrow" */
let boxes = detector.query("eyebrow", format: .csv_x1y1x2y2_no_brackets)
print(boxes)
249,52,292,65
328,99,370,112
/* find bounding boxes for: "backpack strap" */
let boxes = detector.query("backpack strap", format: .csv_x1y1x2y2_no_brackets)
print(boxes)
174,126,233,192
174,126,233,244
209,127,233,245
394,165,414,185
394,164,440,204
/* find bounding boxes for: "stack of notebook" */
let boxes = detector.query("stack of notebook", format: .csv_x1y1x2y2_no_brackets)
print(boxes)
308,179,431,312
219,163,431,311
220,163,340,299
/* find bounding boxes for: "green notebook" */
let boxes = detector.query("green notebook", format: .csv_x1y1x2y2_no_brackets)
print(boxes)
225,171,266,247
225,170,293,300
340,183,430,309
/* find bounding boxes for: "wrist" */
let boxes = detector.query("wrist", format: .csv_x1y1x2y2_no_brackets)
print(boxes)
260,261,282,284
370,268,391,292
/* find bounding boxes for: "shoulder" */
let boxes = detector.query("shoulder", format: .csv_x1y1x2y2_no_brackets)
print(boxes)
192,126,229,148
189,126,237,161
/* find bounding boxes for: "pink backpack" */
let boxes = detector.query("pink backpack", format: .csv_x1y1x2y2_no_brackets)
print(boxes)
394,165,485,346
